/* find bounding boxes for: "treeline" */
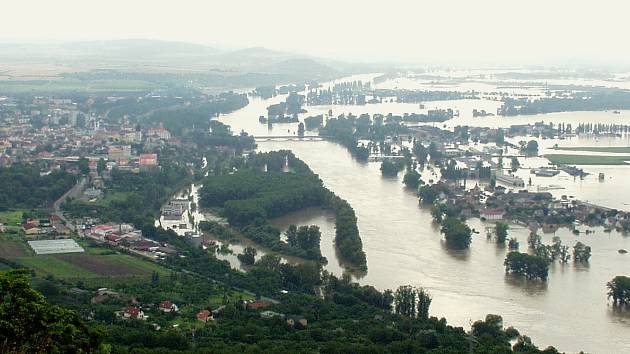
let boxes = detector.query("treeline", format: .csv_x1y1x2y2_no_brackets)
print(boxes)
64,161,190,227
0,164,77,210
199,151,366,270
574,123,630,135
499,89,630,116
373,89,476,103
145,92,249,136
319,113,410,161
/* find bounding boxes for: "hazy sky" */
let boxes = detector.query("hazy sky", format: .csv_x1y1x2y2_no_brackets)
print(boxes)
3,0,630,65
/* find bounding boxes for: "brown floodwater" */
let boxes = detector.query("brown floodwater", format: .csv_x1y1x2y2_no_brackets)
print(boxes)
213,81,630,353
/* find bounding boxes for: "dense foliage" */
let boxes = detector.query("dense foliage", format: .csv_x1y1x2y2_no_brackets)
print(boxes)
607,275,630,305
0,165,77,210
504,252,549,281
440,217,472,250
199,151,366,270
0,270,103,353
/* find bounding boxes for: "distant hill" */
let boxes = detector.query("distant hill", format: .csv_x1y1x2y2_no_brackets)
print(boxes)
260,58,339,79
61,39,220,59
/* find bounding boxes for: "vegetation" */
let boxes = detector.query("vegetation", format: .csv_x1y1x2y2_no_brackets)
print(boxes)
0,165,77,210
199,151,366,270
553,146,630,154
504,252,549,281
64,160,190,228
607,276,630,305
380,159,405,177
545,154,630,165
402,169,422,189
495,222,509,244
237,247,257,265
440,217,472,250
499,89,630,116
0,270,103,353
573,242,592,263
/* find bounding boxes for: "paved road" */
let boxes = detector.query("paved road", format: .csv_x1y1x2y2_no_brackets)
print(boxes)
52,177,86,231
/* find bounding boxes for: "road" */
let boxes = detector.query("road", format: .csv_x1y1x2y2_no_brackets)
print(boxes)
52,177,86,231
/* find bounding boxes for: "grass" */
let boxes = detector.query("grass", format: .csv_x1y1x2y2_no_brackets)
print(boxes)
545,154,630,165
17,256,98,278
553,146,630,153
0,210,23,226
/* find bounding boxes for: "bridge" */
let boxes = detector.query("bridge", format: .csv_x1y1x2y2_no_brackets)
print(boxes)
254,135,333,141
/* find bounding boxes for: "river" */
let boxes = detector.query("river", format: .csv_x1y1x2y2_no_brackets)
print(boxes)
211,75,630,353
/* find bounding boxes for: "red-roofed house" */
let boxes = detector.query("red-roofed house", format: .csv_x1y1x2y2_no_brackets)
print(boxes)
196,310,213,322
123,307,146,320
159,301,179,313
246,300,272,311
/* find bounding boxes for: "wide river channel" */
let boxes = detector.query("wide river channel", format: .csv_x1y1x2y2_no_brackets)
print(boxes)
214,77,630,353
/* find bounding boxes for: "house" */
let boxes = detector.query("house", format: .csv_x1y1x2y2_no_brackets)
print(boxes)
246,300,272,311
23,223,43,235
286,315,308,328
159,301,179,313
123,307,146,320
480,209,505,221
196,310,213,322
139,154,158,168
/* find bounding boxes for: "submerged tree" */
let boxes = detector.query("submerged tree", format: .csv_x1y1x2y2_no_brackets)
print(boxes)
495,222,508,244
573,241,592,263
607,276,630,305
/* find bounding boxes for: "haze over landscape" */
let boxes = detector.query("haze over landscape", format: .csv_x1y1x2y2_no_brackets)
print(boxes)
1,1,630,354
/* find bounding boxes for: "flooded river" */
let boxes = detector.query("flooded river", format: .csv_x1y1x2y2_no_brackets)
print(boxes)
211,78,630,353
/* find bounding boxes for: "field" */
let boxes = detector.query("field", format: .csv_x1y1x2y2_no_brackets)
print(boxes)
0,79,158,93
1,235,169,281
15,252,168,279
545,154,630,165
553,146,630,153
0,234,32,258
0,210,23,226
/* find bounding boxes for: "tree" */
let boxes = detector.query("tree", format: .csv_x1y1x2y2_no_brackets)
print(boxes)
97,158,107,174
525,140,539,156
495,222,508,244
573,242,591,263
394,285,416,317
78,157,90,175
403,169,421,189
297,122,305,137
0,270,103,352
417,287,432,320
607,276,630,305
285,225,298,247
441,217,472,250
237,247,257,265
504,252,549,281
380,159,403,177
511,157,520,172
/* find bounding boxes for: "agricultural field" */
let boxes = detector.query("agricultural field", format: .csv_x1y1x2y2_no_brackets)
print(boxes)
545,154,630,165
553,146,630,154
0,234,32,258
0,210,23,226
